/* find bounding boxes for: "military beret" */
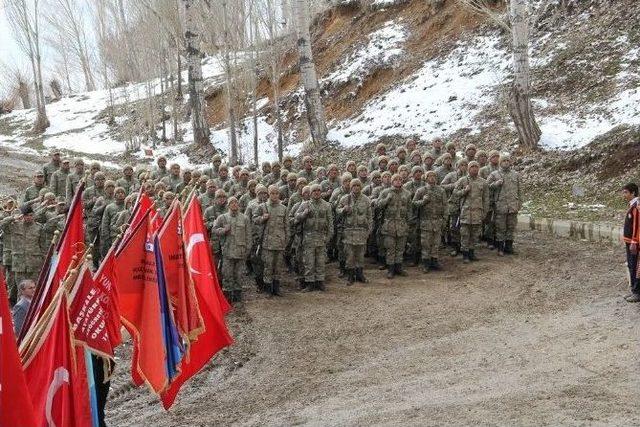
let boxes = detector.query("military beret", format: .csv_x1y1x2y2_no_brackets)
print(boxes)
310,184,322,192
215,189,227,197
256,184,268,194
350,178,362,187
411,166,424,175
468,161,480,168
465,144,477,152
296,177,308,186
302,186,311,194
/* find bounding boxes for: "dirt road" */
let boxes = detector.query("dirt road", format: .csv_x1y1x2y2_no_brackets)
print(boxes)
105,231,640,426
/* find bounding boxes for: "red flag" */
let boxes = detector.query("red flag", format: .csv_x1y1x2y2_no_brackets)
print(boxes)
0,270,36,427
24,182,85,337
20,288,92,427
160,197,233,409
158,201,203,342
93,247,122,350
117,192,153,253
68,262,114,357
114,212,168,394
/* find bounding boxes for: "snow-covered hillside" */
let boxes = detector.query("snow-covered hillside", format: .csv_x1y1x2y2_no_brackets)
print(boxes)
0,0,638,171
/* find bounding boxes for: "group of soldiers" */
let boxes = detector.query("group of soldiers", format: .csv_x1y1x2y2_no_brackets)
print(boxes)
0,138,522,305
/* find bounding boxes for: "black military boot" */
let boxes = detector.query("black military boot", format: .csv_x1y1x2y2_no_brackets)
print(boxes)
298,278,306,290
272,280,282,296
316,280,326,291
234,290,243,303
449,243,459,257
505,240,516,255
462,251,470,264
356,267,368,283
223,290,233,302
395,263,407,276
378,256,386,270
487,238,496,250
430,257,441,271
338,261,346,278
386,265,395,279
497,241,505,256
256,277,264,293
346,269,355,286
469,249,479,261
302,281,314,292
413,252,420,267
422,259,430,273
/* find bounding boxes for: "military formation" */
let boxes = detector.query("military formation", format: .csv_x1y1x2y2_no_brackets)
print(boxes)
0,139,522,305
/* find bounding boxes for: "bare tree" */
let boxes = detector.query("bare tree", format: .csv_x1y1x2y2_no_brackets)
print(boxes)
220,0,239,164
183,0,211,146
44,0,96,91
6,0,50,132
293,0,328,147
508,0,541,148
457,0,541,148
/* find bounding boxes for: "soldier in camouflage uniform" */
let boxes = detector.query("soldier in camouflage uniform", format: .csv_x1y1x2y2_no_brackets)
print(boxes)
0,199,19,299
454,161,489,263
89,180,115,262
298,156,316,182
376,174,412,279
50,158,71,199
430,138,443,159
199,180,218,210
356,165,369,187
395,146,408,166
157,192,175,219
295,184,333,291
238,179,257,212
329,173,352,271
202,154,222,179
336,179,372,285
253,185,288,296
464,144,477,163
403,166,425,264
487,155,521,256
0,205,46,304
363,171,381,197
409,150,423,168
116,165,140,195
313,167,326,186
151,156,169,180
246,185,268,290
321,164,340,200
82,171,106,259
413,170,448,272
287,177,308,211
65,158,85,201
35,197,66,249
423,152,436,173
42,150,61,186
24,172,46,204
204,189,228,268
371,170,392,267
215,165,233,194
213,197,252,303
369,143,388,172
279,173,298,206
476,150,488,169
375,155,389,173
260,161,272,180
99,187,126,257
480,150,500,247
282,155,294,173
161,163,183,193
441,159,468,256
262,162,281,187
231,169,250,197
288,186,310,287
435,153,453,184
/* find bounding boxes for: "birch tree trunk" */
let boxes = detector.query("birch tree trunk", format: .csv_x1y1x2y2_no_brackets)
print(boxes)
183,0,210,145
18,80,31,109
508,0,541,149
222,0,239,164
249,11,259,166
293,0,328,147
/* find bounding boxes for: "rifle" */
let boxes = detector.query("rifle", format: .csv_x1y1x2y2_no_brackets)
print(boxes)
255,203,269,257
455,177,469,229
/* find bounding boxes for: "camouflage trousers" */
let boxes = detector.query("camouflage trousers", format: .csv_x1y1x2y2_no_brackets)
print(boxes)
460,224,482,252
221,258,245,291
449,211,461,245
261,249,284,284
303,244,326,282
405,221,419,257
421,219,443,260
495,212,518,242
384,235,407,265
345,244,366,269
337,230,346,264
482,209,495,241
376,231,386,259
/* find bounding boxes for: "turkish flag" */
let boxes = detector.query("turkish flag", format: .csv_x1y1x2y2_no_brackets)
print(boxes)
93,246,122,350
114,212,168,394
22,182,85,340
157,201,203,342
117,192,153,253
20,288,92,427
68,262,114,357
0,270,36,427
160,197,233,409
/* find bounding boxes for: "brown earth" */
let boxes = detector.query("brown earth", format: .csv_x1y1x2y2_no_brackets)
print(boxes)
106,231,640,426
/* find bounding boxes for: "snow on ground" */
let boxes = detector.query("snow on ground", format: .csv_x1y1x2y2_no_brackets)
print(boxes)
327,33,510,146
323,21,407,86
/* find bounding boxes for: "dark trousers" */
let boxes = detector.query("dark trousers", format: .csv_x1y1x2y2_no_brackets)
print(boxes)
92,355,113,427
626,244,639,294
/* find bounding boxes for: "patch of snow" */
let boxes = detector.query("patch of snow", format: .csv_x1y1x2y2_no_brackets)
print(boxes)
328,34,509,147
539,87,640,150
323,21,407,86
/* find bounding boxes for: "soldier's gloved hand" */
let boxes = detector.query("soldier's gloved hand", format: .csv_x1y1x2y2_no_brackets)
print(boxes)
262,213,270,221
495,179,504,186
464,185,471,194
225,225,231,234
344,205,352,214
